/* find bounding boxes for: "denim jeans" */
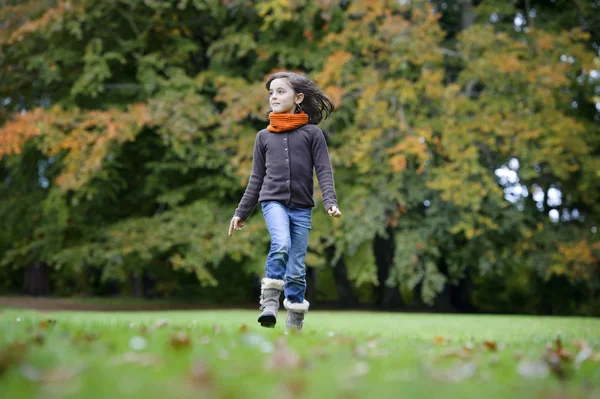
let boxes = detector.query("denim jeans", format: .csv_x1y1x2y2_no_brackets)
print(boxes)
261,201,312,304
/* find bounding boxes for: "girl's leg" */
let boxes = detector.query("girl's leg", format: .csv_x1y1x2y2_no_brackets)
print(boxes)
285,207,312,303
283,207,312,332
258,201,290,328
262,201,291,280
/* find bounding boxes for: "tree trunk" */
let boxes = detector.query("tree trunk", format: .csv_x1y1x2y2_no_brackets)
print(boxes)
373,228,403,309
460,0,475,31
327,246,359,307
131,272,143,298
22,262,50,296
450,269,477,313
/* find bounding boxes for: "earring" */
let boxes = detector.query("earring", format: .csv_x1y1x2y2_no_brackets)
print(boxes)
295,103,303,113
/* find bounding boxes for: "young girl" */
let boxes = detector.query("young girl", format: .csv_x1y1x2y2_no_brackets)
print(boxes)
228,71,341,333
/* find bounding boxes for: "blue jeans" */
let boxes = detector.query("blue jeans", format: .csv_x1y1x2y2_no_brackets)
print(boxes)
261,201,312,304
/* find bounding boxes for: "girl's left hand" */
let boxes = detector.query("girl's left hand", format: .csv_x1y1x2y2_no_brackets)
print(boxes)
328,206,342,218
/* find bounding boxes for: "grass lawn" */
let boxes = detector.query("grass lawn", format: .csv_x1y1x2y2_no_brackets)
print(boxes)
0,309,599,399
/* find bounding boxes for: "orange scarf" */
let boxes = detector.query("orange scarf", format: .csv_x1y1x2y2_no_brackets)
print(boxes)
267,112,308,132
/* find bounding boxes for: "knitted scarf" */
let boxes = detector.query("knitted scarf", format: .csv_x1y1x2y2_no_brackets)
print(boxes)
267,111,308,132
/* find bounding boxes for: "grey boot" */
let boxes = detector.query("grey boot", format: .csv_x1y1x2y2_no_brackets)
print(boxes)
257,278,284,328
283,299,310,334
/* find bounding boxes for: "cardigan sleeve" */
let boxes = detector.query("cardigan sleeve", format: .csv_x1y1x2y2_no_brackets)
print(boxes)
311,128,338,212
234,132,266,220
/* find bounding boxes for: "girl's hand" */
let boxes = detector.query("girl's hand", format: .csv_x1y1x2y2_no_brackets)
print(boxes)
327,206,342,218
228,216,244,237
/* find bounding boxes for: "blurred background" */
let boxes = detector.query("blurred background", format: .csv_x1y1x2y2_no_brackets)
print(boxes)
0,0,598,316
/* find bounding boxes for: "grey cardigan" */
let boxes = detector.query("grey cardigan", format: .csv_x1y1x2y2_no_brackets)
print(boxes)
234,124,338,221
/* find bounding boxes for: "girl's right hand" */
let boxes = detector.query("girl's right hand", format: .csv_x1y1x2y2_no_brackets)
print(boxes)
228,216,244,237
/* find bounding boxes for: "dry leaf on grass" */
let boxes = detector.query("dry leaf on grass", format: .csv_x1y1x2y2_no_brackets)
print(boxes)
151,320,168,330
433,336,446,344
0,342,28,376
266,339,302,370
426,362,477,382
39,319,57,329
170,332,192,349
20,364,86,383
189,360,214,392
281,379,307,399
483,341,498,351
113,352,161,367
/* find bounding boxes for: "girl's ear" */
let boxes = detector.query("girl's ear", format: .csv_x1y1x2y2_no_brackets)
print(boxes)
295,92,305,105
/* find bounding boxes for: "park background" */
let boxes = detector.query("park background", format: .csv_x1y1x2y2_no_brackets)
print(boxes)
1,0,599,316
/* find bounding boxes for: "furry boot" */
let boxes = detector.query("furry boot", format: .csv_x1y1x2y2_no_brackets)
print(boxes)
257,278,284,328
283,298,310,334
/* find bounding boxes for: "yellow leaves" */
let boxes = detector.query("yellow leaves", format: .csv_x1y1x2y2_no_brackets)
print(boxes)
549,240,598,283
387,136,429,174
0,108,45,157
314,51,353,88
420,69,444,100
0,103,150,191
556,241,596,265
449,213,499,240
4,0,71,45
214,77,266,122
256,0,294,31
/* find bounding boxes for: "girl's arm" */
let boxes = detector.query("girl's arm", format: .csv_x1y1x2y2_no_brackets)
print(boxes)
311,129,338,212
234,132,266,221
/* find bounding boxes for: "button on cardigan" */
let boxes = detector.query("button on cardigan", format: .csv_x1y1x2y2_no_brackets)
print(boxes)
234,124,338,221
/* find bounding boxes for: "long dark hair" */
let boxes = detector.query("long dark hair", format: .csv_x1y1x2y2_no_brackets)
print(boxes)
265,72,335,124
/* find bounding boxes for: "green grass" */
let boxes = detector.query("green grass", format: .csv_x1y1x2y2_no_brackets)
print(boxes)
1,310,599,398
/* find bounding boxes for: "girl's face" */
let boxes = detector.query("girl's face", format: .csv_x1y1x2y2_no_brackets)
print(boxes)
269,78,304,114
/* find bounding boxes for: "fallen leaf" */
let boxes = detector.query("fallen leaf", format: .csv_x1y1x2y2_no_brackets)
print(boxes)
129,336,147,351
282,378,306,398
44,365,86,383
72,332,98,344
351,361,370,377
113,352,161,367
427,362,477,382
574,347,592,367
546,352,568,380
514,350,524,360
239,324,249,334
189,360,214,391
354,346,368,358
266,339,302,370
39,319,57,329
0,342,28,376
170,332,192,349
335,335,356,346
31,333,45,346
441,348,472,360
483,341,497,351
366,337,381,349
433,336,446,344
200,336,211,345
517,360,549,378
573,339,589,350
152,320,168,330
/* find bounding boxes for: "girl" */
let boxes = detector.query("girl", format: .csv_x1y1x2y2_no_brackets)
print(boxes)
228,71,341,333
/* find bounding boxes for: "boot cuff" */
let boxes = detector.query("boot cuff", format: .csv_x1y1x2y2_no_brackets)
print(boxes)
261,278,284,290
283,298,310,313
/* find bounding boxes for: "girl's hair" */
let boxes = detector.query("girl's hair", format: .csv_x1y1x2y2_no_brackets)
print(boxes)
265,71,335,124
